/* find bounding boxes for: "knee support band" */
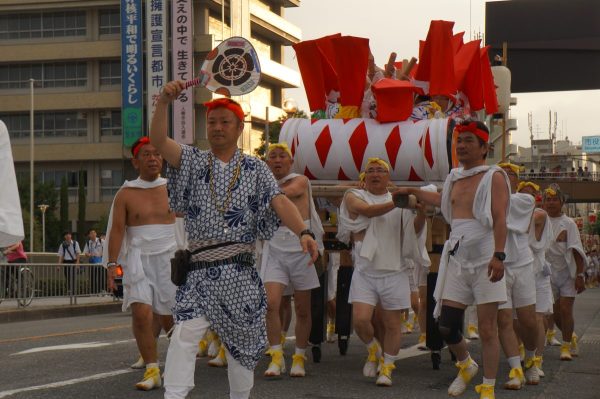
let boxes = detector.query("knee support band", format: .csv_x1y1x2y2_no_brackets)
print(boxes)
438,305,465,345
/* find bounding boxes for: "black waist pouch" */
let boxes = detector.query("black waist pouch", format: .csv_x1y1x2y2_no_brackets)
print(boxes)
170,249,191,286
170,241,237,286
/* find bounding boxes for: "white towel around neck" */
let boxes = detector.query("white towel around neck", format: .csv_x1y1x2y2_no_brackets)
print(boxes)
102,177,168,267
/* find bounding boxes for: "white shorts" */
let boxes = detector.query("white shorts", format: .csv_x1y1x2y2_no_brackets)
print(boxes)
349,270,411,310
123,252,176,316
413,262,428,289
408,267,417,292
327,252,340,301
551,266,577,298
441,262,507,307
499,263,536,310
263,246,320,291
535,273,554,314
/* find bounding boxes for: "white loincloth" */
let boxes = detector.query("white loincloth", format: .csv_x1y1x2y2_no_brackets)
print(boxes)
0,120,24,247
122,224,177,314
433,165,510,318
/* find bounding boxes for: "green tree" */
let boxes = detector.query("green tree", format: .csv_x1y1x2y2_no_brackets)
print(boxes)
17,179,61,252
77,170,86,246
254,110,308,159
20,209,42,252
93,213,109,236
60,177,69,235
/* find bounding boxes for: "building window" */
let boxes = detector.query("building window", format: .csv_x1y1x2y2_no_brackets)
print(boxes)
100,110,121,136
0,11,86,40
99,9,120,35
0,111,87,139
101,169,123,198
99,60,121,86
0,62,87,89
40,169,87,200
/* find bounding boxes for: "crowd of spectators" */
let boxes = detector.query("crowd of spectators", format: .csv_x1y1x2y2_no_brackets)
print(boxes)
519,165,596,181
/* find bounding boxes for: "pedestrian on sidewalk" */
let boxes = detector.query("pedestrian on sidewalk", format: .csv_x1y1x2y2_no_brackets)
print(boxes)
83,229,104,294
58,232,80,295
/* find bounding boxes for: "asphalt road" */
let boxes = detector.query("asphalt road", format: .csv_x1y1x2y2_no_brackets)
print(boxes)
1,289,600,399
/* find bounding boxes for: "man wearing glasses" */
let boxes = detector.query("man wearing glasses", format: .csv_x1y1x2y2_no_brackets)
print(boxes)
338,158,426,387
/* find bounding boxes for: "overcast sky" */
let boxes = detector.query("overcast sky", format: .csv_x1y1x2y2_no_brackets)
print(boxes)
282,0,600,148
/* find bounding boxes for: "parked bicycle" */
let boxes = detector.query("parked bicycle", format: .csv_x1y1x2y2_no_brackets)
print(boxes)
0,252,35,307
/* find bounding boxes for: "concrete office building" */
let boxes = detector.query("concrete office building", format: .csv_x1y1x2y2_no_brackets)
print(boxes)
0,0,301,227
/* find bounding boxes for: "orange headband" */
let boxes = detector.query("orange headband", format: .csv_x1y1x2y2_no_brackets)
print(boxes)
131,136,151,157
455,122,489,143
204,98,245,122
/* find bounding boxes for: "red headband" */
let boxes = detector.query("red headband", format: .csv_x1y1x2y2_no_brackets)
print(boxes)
131,136,151,157
204,98,245,122
455,122,489,142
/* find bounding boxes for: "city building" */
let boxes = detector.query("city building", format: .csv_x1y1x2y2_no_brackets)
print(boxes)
0,0,301,230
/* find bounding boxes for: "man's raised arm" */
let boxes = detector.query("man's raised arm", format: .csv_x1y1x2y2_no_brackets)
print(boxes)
149,80,185,168
394,187,442,207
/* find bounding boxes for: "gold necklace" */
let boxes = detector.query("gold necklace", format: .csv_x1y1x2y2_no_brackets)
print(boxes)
209,151,243,214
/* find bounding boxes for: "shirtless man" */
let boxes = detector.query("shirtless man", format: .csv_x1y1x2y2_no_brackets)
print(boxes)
399,121,509,399
339,158,426,387
542,183,587,361
495,163,538,389
262,143,323,378
105,137,177,390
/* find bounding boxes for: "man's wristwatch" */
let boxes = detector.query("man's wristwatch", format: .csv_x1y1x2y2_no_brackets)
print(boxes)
577,273,585,279
299,229,316,240
493,252,506,262
106,262,118,269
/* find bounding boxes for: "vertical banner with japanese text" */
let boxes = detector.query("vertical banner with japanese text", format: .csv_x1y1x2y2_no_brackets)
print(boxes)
171,0,194,144
146,0,168,131
121,0,143,147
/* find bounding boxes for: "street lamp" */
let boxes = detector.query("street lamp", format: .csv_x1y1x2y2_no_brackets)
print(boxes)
29,78,35,252
38,204,48,252
282,98,298,115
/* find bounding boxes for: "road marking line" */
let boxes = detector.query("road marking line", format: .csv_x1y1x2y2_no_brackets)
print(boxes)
11,339,136,356
0,324,130,344
0,369,135,398
397,343,432,359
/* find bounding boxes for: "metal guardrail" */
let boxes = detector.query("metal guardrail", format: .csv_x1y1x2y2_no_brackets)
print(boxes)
0,262,116,308
520,172,600,181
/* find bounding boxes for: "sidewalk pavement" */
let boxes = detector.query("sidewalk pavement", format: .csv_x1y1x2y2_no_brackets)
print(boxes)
0,295,122,323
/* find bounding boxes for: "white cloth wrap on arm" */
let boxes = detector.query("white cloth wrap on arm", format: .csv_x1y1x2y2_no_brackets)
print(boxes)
337,188,426,272
505,193,535,266
337,188,371,245
547,215,588,278
124,224,177,285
